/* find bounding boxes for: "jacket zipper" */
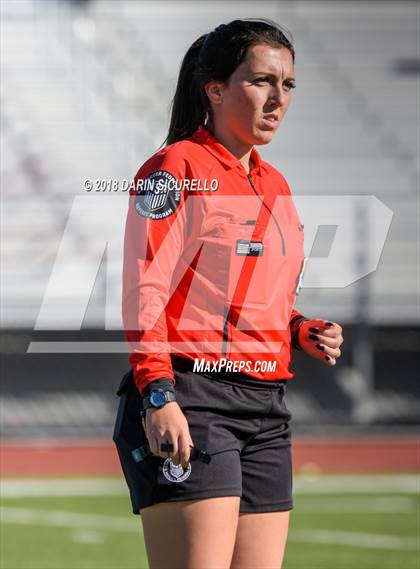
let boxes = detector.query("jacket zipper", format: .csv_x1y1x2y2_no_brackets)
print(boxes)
247,174,286,256
221,304,229,357
222,174,286,357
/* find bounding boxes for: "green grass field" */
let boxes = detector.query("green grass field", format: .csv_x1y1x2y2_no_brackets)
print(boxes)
1,475,419,569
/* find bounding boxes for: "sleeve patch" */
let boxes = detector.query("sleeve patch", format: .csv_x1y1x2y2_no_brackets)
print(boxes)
135,170,181,220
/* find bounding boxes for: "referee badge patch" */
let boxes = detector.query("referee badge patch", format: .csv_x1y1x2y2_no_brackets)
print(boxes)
162,458,192,483
236,240,264,256
135,170,181,220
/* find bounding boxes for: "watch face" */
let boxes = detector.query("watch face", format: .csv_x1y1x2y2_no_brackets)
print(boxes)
150,390,166,407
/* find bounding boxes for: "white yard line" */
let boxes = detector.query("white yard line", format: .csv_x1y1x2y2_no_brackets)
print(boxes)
1,507,419,552
70,529,107,544
1,475,418,498
297,496,416,513
0,478,127,498
293,474,420,494
0,507,141,533
291,529,420,551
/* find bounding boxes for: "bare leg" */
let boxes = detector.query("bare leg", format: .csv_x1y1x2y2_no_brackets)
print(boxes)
230,510,291,569
140,496,241,569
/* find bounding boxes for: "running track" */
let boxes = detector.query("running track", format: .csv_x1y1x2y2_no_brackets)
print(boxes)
1,437,419,476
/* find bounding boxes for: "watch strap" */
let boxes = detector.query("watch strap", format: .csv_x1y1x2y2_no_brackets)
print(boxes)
141,377,175,397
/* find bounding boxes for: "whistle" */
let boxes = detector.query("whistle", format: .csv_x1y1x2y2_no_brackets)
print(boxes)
131,443,212,464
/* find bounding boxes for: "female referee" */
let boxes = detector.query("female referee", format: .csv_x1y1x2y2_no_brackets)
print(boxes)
114,18,344,569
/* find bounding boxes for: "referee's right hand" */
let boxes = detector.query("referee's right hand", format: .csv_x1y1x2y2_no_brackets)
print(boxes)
143,402,194,469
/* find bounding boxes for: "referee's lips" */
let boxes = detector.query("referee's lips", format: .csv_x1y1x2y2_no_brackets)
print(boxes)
261,113,280,130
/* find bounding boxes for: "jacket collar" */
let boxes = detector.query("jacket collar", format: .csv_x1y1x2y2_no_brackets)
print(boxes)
190,124,263,177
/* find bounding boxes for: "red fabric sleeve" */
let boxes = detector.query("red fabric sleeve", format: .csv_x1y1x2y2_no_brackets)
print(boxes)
290,309,304,322
122,148,188,395
289,309,309,351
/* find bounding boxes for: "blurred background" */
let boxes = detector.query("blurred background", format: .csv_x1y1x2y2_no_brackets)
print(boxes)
1,1,419,568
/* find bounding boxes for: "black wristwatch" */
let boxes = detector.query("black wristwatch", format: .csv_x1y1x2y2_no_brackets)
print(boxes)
142,388,176,411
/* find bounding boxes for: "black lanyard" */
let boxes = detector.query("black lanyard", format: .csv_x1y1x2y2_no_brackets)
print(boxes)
131,443,212,464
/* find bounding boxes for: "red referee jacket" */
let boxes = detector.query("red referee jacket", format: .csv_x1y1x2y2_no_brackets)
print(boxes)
123,124,307,394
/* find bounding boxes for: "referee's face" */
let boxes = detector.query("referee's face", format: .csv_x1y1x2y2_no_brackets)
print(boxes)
210,43,295,148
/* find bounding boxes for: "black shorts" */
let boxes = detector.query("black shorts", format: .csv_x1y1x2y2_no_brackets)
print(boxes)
113,356,294,514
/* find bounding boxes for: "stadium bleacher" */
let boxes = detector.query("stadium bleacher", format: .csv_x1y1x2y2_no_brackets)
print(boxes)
1,0,419,436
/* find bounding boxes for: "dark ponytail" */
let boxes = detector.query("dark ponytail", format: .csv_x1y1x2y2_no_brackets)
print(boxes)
162,18,295,147
163,34,209,147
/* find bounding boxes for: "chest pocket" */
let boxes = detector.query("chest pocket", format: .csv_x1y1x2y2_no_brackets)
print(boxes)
212,221,274,307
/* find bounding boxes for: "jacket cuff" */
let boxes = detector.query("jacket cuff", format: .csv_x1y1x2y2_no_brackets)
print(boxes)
289,315,310,351
141,377,175,397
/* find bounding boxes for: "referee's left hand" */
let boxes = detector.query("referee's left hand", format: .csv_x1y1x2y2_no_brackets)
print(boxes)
297,319,343,366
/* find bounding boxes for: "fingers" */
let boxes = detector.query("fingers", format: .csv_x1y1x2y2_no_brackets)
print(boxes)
148,434,161,456
305,332,341,351
311,334,342,354
319,333,343,354
165,431,194,467
300,319,344,365
175,433,193,469
147,432,193,469
322,345,341,359
144,406,193,469
309,337,342,359
148,430,179,461
165,437,179,464
323,354,337,366
308,320,342,338
307,321,343,347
